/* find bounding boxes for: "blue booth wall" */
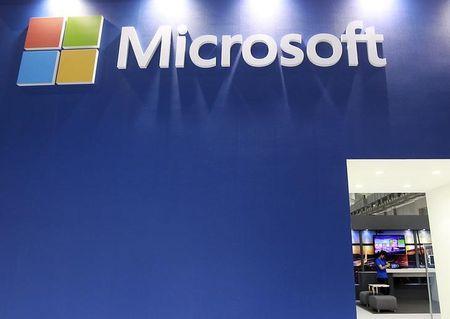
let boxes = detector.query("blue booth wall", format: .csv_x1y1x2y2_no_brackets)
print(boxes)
1,0,450,318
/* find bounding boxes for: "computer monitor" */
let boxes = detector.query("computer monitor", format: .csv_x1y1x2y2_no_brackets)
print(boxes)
374,235,406,254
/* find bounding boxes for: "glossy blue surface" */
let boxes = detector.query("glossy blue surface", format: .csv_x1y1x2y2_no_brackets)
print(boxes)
0,0,449,318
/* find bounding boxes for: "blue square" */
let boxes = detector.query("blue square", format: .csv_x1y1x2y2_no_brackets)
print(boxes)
17,51,60,86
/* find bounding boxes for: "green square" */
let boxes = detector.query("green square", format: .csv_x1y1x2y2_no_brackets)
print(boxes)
63,16,104,49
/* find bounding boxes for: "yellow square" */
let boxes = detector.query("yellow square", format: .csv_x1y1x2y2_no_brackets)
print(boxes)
56,49,98,85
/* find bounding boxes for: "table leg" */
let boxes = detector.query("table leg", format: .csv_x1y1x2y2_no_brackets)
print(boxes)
389,276,395,296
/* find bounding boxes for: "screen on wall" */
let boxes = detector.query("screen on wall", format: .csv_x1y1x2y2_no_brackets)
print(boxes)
374,235,406,254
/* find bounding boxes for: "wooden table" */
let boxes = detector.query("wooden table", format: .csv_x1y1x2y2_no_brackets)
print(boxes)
368,284,390,295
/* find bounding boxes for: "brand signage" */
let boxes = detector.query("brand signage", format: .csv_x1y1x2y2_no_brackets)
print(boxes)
118,20,386,70
17,18,386,87
17,16,104,86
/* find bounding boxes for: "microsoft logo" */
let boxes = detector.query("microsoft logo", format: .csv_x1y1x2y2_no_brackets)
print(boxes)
17,15,104,86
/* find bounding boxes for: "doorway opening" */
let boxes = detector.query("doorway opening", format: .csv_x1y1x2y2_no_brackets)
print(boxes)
347,160,450,319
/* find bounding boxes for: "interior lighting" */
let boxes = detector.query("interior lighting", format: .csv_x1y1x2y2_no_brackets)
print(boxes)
244,0,286,25
46,0,89,16
148,0,192,21
357,0,395,13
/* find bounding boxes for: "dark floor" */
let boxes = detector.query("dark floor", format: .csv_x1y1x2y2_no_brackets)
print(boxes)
358,285,440,314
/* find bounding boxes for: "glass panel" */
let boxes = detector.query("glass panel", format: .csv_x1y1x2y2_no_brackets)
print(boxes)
361,230,375,244
419,229,432,244
352,245,361,285
362,245,375,270
424,244,440,317
406,244,417,268
417,244,426,267
404,229,415,244
351,230,360,244
352,245,361,268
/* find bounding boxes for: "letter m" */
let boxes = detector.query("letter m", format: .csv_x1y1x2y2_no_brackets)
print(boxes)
117,26,172,69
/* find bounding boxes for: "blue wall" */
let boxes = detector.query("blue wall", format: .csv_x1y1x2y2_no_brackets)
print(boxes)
0,0,449,318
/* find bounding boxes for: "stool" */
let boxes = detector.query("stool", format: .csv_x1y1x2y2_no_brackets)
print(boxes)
369,295,398,313
359,291,371,307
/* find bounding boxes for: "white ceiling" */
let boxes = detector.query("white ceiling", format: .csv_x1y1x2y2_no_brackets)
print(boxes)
346,159,450,193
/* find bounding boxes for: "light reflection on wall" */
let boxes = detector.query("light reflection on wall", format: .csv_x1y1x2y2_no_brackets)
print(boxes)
142,0,201,25
239,0,295,32
246,0,285,20
45,0,90,16
442,2,450,32
356,0,398,17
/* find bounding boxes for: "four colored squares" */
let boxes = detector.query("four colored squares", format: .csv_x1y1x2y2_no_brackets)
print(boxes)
17,15,103,86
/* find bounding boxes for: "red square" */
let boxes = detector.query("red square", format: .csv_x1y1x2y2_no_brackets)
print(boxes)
24,17,65,50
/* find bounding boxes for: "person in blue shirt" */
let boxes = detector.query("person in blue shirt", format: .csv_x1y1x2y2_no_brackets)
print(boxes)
375,250,391,294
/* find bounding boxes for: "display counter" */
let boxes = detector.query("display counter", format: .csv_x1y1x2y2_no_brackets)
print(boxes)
356,269,437,299
388,268,436,278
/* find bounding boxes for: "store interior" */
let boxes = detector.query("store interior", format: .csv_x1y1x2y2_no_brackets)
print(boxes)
346,159,450,319
350,193,439,315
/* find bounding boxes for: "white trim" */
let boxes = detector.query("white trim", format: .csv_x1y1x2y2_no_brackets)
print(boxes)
52,50,61,85
96,16,104,48
62,45,100,49
25,47,61,51
58,18,67,49
91,48,99,83
56,82,95,85
17,82,55,86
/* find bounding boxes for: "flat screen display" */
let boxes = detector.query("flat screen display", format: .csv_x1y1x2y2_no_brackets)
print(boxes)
374,235,406,254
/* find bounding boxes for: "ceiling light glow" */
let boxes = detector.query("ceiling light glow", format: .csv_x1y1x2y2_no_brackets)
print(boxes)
243,0,287,26
46,0,89,16
357,0,395,13
148,0,192,21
